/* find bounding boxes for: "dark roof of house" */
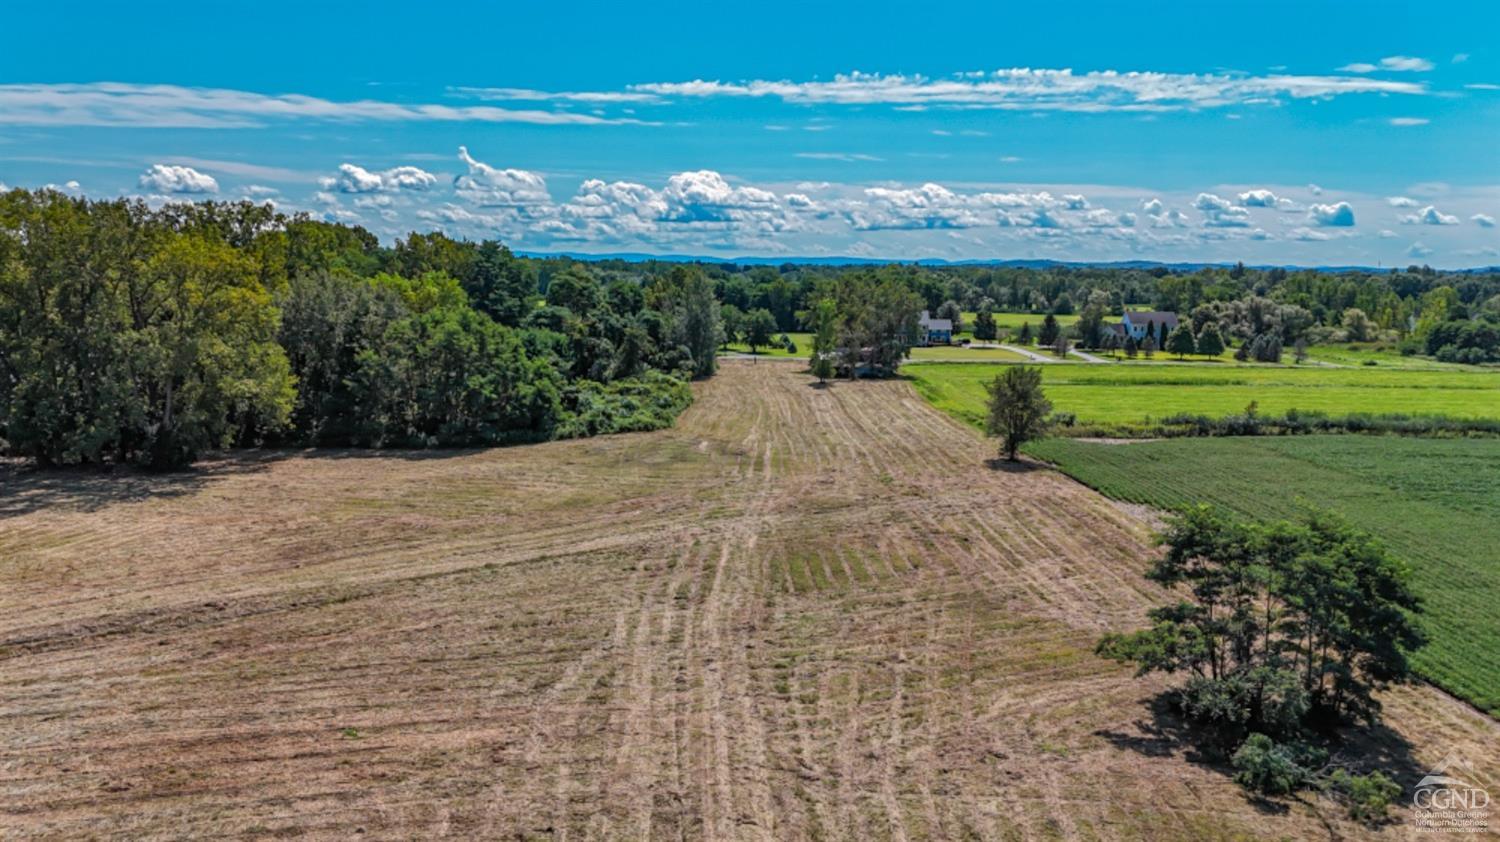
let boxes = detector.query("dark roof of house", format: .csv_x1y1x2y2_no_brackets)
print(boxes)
1124,311,1180,326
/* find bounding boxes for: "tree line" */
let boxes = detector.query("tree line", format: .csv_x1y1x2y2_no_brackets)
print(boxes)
5,189,1497,467
0,192,715,468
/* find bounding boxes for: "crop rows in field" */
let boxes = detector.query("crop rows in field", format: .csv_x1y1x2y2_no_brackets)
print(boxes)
3,363,1496,839
1026,435,1500,714
907,361,1500,428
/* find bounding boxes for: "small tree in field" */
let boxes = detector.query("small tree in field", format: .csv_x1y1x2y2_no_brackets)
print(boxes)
809,297,837,384
1142,335,1157,358
1052,331,1070,358
1038,313,1060,347
985,366,1052,461
744,308,777,354
1124,335,1138,359
1101,330,1121,359
1165,324,1196,359
973,305,997,341
1017,321,1034,345
1196,322,1226,358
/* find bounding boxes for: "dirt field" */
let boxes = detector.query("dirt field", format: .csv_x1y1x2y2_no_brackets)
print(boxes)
2,361,1496,840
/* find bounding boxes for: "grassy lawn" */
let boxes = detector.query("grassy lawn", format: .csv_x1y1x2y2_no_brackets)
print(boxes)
1025,435,1500,714
721,331,813,357
909,344,1030,362
1305,342,1490,370
906,362,1500,429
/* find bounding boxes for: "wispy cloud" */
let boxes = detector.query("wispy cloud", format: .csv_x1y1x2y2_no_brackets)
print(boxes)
0,82,655,128
630,70,1425,112
450,86,662,104
794,152,883,162
1339,56,1435,73
462,68,1426,114
1389,117,1429,126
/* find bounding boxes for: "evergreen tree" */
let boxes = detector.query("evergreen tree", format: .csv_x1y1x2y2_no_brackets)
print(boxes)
1098,507,1424,738
1165,324,1197,359
1038,313,1060,346
1196,322,1226,358
973,304,998,341
1017,321,1034,345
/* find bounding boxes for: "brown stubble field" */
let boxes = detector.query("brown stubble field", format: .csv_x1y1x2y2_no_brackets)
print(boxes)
1,360,1496,840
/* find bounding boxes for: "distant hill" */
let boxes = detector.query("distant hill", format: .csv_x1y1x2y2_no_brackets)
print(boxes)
516,251,1499,274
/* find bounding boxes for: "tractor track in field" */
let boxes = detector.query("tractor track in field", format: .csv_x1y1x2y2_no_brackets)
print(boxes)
1,360,1495,840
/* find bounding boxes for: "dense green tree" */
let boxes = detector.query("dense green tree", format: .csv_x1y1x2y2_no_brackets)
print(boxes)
277,270,405,444
350,305,562,447
1038,313,1060,347
1016,321,1034,345
719,304,744,347
809,297,837,384
465,241,537,326
973,302,997,341
744,308,777,354
1196,323,1226,358
0,194,294,468
666,268,722,378
1098,507,1424,734
824,270,923,378
1074,289,1110,349
984,366,1052,461
546,269,603,316
1165,324,1197,359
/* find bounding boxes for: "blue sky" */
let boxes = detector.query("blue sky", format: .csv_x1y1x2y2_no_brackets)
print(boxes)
2,1,1497,265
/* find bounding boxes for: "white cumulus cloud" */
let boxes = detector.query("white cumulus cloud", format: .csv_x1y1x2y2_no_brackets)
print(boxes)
1237,188,1295,210
1307,201,1355,227
453,146,551,208
1401,205,1459,225
138,164,218,194
321,163,437,193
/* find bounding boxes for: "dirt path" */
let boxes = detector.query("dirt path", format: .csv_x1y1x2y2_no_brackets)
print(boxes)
1,361,1493,840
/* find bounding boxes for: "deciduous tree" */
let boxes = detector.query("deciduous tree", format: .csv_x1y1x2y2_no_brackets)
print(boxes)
984,366,1052,461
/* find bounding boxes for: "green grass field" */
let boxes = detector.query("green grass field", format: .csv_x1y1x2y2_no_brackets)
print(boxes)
721,332,814,357
1304,342,1487,370
1024,436,1500,714
906,362,1500,429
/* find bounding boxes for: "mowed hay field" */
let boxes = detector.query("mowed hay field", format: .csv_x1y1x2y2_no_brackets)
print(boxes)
907,361,1500,428
1027,436,1500,715
2,362,1497,840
